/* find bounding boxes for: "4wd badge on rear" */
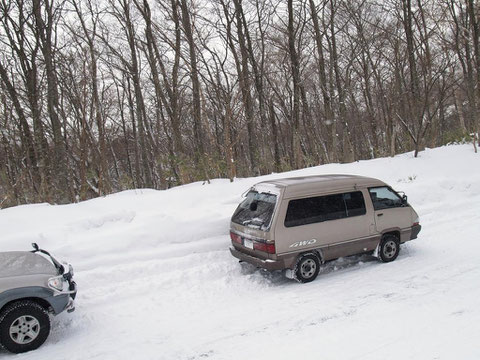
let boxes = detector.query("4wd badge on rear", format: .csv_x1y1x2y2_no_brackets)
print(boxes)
289,239,317,248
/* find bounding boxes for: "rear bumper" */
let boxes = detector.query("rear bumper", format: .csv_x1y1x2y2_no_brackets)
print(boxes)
230,246,285,271
410,224,422,240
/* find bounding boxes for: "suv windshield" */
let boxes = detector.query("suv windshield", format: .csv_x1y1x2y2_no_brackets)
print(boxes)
231,191,277,230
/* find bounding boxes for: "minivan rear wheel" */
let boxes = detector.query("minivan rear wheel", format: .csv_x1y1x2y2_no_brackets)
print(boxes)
378,235,400,263
294,254,320,283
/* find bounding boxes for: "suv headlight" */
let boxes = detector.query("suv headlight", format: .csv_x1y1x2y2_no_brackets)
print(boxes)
48,276,66,292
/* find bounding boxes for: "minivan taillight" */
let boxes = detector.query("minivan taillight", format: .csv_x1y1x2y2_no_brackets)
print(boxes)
253,241,276,254
413,215,420,227
230,231,242,244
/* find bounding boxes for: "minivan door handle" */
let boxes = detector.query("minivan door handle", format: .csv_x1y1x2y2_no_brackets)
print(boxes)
377,213,384,217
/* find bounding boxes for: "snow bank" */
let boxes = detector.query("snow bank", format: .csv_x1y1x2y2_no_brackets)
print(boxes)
1,144,479,359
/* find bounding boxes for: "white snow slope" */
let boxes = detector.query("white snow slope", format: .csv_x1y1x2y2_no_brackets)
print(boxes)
1,144,480,360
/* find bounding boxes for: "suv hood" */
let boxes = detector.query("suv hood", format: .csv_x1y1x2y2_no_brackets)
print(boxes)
0,251,57,278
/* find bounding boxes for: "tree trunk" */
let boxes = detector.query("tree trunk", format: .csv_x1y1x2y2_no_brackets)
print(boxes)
180,0,206,167
309,0,334,163
122,0,152,187
468,0,480,152
288,0,302,169
269,99,281,172
33,0,70,201
231,0,259,174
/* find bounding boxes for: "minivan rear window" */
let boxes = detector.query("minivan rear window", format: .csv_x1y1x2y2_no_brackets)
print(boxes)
231,191,277,230
285,191,366,228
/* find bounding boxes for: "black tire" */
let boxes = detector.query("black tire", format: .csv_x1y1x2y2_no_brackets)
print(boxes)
294,253,320,283
378,235,400,263
0,300,50,354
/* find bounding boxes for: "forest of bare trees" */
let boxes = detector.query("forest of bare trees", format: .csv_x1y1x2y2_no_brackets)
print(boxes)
0,0,479,208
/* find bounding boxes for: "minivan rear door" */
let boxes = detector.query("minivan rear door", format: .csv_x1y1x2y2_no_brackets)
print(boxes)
368,186,412,233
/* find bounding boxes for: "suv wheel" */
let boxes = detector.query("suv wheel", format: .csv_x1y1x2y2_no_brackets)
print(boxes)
0,300,50,354
294,253,320,283
378,235,400,263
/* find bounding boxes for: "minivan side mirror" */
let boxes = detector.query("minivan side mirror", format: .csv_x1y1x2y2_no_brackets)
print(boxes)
401,194,408,204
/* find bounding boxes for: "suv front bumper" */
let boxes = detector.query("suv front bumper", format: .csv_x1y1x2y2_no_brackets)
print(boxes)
66,280,77,313
48,280,77,314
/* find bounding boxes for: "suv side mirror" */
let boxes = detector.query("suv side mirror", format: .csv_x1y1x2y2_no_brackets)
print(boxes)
402,194,408,204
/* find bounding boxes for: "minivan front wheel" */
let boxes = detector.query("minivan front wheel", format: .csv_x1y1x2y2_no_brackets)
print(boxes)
294,254,320,283
378,235,400,263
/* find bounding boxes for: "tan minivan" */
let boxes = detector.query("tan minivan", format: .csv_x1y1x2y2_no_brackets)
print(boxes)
229,174,421,283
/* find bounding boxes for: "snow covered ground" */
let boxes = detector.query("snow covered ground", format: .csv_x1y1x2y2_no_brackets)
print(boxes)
1,144,479,359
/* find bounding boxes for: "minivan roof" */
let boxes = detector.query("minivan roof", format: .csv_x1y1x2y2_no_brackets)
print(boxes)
255,174,386,199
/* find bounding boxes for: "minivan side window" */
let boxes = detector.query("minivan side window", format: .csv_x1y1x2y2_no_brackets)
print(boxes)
284,191,366,228
344,191,367,217
368,187,403,210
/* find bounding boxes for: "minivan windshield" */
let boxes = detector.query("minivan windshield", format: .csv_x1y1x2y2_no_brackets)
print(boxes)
231,191,277,230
